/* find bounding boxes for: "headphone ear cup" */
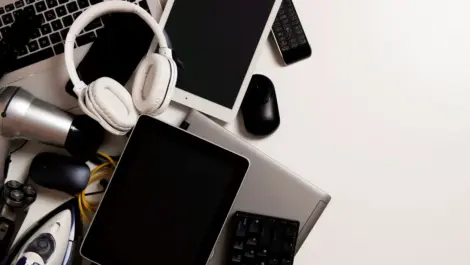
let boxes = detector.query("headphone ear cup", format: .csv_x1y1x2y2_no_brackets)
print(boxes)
88,77,138,131
156,57,177,113
132,54,172,114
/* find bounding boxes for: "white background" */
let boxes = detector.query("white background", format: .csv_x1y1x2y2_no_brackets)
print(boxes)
7,0,470,264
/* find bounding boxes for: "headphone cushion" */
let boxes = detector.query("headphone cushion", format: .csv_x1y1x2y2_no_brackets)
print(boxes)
132,54,172,114
88,77,138,130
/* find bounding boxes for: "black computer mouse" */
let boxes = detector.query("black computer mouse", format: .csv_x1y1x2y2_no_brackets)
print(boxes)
29,152,90,195
241,74,280,136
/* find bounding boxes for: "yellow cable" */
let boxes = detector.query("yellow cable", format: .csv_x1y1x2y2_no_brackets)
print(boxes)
98,152,116,167
78,153,117,223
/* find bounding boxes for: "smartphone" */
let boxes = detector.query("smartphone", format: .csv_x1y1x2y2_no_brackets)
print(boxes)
65,13,154,97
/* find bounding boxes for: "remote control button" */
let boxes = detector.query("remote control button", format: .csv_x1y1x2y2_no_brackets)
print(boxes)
268,258,279,265
244,250,255,258
234,241,243,249
257,248,268,257
232,254,242,263
281,259,292,265
249,219,260,233
236,218,248,237
247,237,257,246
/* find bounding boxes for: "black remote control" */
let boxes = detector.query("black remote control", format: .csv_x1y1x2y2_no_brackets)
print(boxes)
272,0,311,65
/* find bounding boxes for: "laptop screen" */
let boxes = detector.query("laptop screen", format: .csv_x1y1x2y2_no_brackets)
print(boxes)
81,116,249,265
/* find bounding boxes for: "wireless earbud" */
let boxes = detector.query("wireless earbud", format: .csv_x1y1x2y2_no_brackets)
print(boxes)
64,1,177,135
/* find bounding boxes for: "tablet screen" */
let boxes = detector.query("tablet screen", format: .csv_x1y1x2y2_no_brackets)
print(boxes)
165,0,277,108
81,116,249,265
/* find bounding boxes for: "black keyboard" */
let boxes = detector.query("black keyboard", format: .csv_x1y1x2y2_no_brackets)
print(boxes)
229,212,299,265
0,0,150,74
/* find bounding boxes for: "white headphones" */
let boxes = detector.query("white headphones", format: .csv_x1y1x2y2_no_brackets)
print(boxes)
64,1,177,135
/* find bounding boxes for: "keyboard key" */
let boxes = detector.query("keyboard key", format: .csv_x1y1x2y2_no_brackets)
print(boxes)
31,29,40,39
38,36,49,47
35,1,46,12
16,45,28,56
89,0,102,4
0,27,9,36
0,7,4,15
49,32,61,43
2,13,13,25
27,40,39,51
76,31,95,46
55,6,66,17
24,6,35,15
66,1,78,12
51,19,62,30
9,47,54,72
25,0,35,4
60,28,68,39
46,0,58,8
5,4,14,12
53,43,63,54
13,11,21,20
15,0,25,8
72,11,81,19
0,19,2,27
84,18,100,31
58,0,68,4
40,23,51,34
62,15,72,26
37,12,45,23
44,10,56,21
77,0,89,8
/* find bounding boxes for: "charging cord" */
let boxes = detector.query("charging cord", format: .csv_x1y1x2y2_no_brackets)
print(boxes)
78,152,116,223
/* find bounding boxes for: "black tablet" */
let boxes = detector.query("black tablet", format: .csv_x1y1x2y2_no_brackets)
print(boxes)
81,116,249,265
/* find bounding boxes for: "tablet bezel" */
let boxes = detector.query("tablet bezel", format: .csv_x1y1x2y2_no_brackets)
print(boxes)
80,115,250,265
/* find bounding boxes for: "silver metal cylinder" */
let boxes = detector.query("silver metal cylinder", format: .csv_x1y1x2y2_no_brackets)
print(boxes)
0,87,73,147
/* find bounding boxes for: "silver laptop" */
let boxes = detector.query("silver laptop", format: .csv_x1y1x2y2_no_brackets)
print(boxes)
0,0,162,94
182,110,331,265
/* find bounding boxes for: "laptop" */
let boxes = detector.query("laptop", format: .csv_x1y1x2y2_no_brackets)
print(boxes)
0,0,162,96
182,110,331,265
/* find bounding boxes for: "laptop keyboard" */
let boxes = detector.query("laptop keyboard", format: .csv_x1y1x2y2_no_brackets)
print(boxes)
0,0,150,74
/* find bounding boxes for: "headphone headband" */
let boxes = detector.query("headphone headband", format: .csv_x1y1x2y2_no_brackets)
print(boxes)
64,1,171,89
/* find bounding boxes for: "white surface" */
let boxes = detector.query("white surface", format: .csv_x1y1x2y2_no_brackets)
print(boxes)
5,0,470,264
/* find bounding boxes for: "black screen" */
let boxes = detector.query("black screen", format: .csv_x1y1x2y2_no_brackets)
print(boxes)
81,116,249,265
165,0,277,108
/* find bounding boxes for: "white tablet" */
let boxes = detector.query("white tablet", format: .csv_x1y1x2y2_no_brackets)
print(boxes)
159,0,282,122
